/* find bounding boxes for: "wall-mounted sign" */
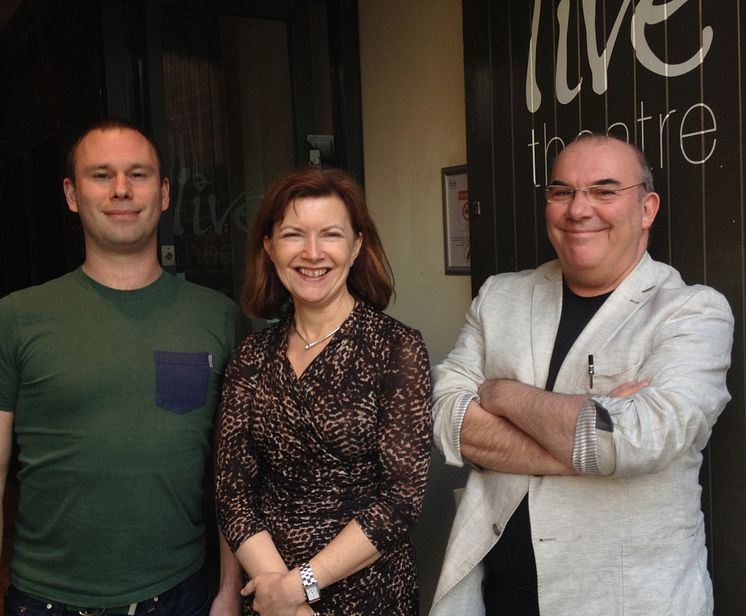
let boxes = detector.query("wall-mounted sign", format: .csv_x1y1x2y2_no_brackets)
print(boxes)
442,165,470,275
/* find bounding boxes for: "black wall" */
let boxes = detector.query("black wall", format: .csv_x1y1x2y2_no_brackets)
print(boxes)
0,0,105,297
463,1,746,613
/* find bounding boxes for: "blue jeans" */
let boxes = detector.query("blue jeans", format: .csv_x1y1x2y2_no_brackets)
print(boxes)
4,567,211,616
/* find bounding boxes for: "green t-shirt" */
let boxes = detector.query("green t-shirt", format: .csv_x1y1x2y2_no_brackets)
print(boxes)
0,269,243,606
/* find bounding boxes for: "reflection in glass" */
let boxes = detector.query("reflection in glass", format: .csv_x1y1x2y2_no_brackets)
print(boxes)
161,10,295,300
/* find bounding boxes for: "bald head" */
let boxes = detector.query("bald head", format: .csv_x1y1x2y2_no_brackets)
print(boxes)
545,134,660,296
554,134,654,193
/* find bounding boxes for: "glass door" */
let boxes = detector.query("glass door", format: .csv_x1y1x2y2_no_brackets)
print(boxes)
102,0,357,311
159,9,296,300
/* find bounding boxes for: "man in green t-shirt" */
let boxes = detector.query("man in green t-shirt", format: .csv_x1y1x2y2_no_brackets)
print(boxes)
0,119,243,615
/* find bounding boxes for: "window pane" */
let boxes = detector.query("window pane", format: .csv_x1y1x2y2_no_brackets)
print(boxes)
161,9,295,300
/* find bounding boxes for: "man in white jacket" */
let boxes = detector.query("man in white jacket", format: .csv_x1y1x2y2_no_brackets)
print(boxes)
430,134,733,616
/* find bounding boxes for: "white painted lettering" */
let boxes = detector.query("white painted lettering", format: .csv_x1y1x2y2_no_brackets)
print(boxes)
526,0,714,113
526,0,542,113
607,122,630,142
528,128,541,187
582,0,631,95
555,0,582,104
658,110,677,167
632,0,712,77
543,123,565,184
680,103,717,164
529,99,719,181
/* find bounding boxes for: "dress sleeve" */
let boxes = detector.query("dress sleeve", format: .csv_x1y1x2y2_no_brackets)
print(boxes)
355,329,433,552
215,337,268,552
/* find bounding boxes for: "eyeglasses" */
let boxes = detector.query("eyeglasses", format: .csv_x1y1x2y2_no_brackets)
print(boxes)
544,183,647,205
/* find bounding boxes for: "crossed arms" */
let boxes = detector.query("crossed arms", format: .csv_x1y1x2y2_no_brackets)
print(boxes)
459,379,645,475
433,273,734,478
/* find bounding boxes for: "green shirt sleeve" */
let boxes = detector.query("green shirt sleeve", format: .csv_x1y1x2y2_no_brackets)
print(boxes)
0,295,20,411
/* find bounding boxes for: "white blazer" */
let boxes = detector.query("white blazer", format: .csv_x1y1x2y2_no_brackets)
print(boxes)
430,254,733,616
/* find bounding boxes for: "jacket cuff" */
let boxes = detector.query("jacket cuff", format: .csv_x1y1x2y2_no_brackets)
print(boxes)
572,399,601,474
452,393,480,464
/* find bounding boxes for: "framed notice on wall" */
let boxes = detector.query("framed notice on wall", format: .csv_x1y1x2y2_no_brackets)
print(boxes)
442,165,470,274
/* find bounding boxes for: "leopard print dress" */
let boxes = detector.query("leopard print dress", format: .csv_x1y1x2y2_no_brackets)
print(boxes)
216,302,432,615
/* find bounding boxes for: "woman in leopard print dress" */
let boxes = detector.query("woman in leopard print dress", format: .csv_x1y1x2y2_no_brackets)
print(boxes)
216,167,432,616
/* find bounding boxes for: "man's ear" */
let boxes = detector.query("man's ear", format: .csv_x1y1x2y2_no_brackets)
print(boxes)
160,177,170,212
641,191,660,230
63,178,78,213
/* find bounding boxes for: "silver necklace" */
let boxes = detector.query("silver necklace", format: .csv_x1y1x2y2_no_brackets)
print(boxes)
293,299,356,351
294,323,342,350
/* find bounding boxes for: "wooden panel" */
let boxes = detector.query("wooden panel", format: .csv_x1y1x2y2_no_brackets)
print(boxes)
464,0,497,292
698,3,746,613
463,1,746,612
513,0,554,271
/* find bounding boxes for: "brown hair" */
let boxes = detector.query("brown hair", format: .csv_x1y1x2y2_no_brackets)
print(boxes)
66,117,166,183
241,167,395,318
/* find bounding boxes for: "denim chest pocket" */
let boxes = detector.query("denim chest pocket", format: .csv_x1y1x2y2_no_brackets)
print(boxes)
155,351,211,414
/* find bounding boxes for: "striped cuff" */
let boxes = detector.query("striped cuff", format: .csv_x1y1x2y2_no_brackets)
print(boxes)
453,393,480,461
572,398,600,474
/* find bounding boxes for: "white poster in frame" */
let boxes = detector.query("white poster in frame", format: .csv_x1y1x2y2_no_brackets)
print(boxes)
441,165,470,274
